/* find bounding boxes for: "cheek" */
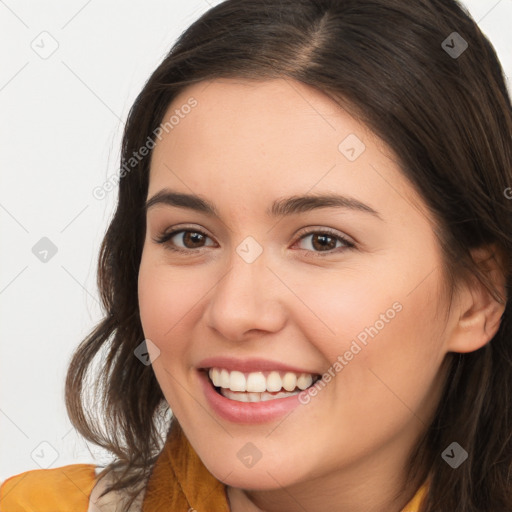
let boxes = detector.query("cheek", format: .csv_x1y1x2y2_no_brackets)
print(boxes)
137,257,202,413
286,265,405,356
138,257,192,351
290,264,445,401
137,253,218,360
138,263,172,342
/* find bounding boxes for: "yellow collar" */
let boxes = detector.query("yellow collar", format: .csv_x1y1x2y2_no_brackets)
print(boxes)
142,419,230,511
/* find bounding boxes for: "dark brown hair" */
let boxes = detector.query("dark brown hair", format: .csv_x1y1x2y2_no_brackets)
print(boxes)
65,0,512,510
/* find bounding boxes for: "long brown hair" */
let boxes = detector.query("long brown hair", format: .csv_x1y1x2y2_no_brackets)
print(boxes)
65,1,512,510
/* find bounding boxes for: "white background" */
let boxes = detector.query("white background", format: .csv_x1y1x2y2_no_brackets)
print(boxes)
1,0,511,481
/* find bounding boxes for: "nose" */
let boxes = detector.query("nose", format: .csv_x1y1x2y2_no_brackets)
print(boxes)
204,249,287,342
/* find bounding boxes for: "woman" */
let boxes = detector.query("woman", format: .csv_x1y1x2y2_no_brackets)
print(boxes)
1,0,511,510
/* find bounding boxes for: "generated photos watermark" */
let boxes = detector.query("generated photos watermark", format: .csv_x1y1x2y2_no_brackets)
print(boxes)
92,97,198,200
298,300,403,404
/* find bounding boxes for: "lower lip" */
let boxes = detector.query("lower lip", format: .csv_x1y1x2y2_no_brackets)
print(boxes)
198,370,304,424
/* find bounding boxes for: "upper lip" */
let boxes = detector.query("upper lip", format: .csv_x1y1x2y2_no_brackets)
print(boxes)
197,356,321,375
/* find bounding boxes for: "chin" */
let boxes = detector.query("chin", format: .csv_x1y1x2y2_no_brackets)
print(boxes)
202,456,302,491
218,470,295,491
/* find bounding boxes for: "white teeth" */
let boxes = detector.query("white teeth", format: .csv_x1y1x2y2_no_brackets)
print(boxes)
219,369,230,388
246,392,261,402
229,370,246,391
207,367,317,396
221,388,301,402
282,372,297,392
297,373,313,390
266,371,282,392
210,368,220,387
246,372,267,392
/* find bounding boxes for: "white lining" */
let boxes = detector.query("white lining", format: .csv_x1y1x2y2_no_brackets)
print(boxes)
87,468,146,512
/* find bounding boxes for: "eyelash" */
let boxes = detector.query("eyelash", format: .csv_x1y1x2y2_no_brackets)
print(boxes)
153,226,356,257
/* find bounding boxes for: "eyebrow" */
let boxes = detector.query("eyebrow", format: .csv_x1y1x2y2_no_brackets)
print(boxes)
145,189,382,220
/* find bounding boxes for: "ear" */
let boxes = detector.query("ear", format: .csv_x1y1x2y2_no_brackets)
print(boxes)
447,244,508,354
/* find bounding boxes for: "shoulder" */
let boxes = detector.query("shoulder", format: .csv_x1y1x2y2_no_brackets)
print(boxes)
0,463,98,512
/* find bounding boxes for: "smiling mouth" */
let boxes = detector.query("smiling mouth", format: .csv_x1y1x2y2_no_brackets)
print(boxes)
203,367,322,403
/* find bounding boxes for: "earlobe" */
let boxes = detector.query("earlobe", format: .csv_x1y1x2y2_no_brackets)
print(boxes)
447,244,508,354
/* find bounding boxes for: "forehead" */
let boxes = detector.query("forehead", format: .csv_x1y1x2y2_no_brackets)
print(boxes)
147,78,431,225
152,77,374,163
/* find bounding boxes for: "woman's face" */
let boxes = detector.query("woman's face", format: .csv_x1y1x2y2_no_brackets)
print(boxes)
138,78,455,494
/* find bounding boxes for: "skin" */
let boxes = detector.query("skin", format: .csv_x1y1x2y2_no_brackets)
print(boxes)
137,78,506,512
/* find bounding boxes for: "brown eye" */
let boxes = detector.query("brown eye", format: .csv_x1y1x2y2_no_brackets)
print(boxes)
177,231,207,249
305,233,338,251
295,229,355,256
154,228,216,253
